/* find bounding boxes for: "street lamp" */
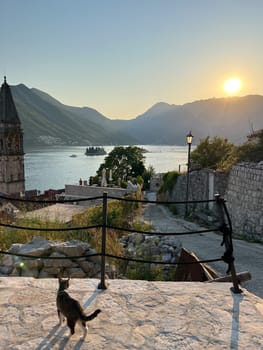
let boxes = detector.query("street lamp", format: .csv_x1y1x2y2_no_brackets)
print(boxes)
185,131,193,217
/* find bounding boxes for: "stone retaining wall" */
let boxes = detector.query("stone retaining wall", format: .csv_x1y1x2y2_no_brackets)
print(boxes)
157,162,263,241
0,234,184,281
0,237,115,279
120,233,182,280
157,169,228,217
225,162,263,242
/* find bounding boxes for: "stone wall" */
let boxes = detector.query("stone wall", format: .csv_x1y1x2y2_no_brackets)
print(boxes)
64,184,132,205
0,234,184,281
157,169,228,218
120,232,182,280
0,237,115,279
65,184,129,198
225,162,263,242
157,162,263,241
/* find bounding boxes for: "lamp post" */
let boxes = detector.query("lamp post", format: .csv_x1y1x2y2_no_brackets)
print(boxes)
185,131,193,217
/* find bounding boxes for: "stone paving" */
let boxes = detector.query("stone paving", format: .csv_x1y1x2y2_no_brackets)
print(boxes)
0,277,262,349
143,192,263,299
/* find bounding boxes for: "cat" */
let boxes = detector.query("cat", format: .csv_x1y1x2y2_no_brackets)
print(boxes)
56,277,101,337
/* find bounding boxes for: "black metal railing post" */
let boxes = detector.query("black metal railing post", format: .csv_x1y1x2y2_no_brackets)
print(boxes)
98,192,108,290
215,194,242,294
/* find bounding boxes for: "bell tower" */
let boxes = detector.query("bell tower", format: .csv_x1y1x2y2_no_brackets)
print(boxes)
0,77,25,194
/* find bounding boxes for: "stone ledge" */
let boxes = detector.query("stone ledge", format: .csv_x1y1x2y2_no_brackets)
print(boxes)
0,277,262,349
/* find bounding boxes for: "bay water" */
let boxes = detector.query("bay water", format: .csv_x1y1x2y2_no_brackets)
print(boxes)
24,145,189,191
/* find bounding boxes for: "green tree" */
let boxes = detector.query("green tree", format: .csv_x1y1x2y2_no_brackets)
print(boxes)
142,165,155,190
96,146,146,185
191,136,236,170
236,130,263,162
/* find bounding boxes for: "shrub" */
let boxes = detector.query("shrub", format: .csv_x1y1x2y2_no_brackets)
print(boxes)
158,171,179,194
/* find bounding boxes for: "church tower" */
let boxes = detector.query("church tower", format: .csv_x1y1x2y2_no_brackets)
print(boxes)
0,77,25,194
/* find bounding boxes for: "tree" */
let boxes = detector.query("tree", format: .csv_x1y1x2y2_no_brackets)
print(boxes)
96,146,146,185
142,165,155,190
191,136,236,170
236,130,263,162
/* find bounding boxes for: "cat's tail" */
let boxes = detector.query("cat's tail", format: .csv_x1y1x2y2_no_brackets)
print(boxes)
82,309,101,321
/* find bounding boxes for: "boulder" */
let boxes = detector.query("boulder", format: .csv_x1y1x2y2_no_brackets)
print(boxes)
52,240,90,257
78,260,97,274
67,267,87,278
18,237,51,257
43,252,73,268
0,238,111,280
1,254,14,267
0,265,14,275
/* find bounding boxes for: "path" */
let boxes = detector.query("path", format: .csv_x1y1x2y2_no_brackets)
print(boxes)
143,192,263,299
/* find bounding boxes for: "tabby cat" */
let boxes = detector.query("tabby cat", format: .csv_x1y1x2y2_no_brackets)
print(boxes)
56,277,101,337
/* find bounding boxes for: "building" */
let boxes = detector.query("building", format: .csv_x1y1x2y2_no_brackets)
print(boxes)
0,77,25,194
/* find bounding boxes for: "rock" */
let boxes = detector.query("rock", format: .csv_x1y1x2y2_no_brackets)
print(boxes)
21,267,39,278
0,255,15,275
8,243,23,254
67,267,87,278
79,260,96,274
0,238,111,280
38,270,54,278
122,232,182,280
43,266,63,276
1,254,14,266
18,237,51,257
106,263,117,279
43,252,73,268
20,258,43,270
162,253,172,262
84,248,101,263
52,240,90,256
0,265,14,275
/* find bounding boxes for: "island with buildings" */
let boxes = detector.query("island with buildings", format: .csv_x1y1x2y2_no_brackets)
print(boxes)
85,146,107,156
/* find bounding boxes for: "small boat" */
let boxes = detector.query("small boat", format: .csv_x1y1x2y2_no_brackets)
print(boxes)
174,248,219,281
69,154,77,158
85,146,107,156
175,248,251,285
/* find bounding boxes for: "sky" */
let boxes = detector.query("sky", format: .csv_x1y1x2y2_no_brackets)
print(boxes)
1,0,263,119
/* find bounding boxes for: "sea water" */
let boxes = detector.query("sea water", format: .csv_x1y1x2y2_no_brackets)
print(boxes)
24,145,190,191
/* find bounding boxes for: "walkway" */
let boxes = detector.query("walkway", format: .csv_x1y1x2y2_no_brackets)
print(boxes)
143,192,263,299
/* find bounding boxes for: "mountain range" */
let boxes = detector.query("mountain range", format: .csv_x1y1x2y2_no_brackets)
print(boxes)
10,84,263,148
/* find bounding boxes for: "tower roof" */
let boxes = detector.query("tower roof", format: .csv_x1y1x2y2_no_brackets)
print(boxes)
0,76,21,124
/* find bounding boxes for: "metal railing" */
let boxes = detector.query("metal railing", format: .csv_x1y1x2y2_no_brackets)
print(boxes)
0,192,242,293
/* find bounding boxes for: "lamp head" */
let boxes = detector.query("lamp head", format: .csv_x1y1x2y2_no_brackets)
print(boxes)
186,131,193,145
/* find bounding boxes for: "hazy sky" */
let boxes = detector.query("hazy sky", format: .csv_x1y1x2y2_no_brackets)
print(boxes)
1,0,263,119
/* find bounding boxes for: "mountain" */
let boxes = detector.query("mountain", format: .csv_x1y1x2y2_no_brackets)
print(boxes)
10,84,263,147
118,96,263,145
11,84,137,148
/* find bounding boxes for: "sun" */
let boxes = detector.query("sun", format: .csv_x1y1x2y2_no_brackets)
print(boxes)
224,78,241,95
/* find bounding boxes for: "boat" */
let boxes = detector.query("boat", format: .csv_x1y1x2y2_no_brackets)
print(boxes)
85,146,107,156
174,248,219,281
174,248,251,284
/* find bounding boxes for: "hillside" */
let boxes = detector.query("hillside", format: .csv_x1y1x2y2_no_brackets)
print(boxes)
118,96,263,144
11,84,137,147
10,84,263,147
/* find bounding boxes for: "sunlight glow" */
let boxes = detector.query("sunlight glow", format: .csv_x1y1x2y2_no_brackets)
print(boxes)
224,78,241,95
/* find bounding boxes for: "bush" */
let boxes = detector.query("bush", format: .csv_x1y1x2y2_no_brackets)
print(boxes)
158,171,179,194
